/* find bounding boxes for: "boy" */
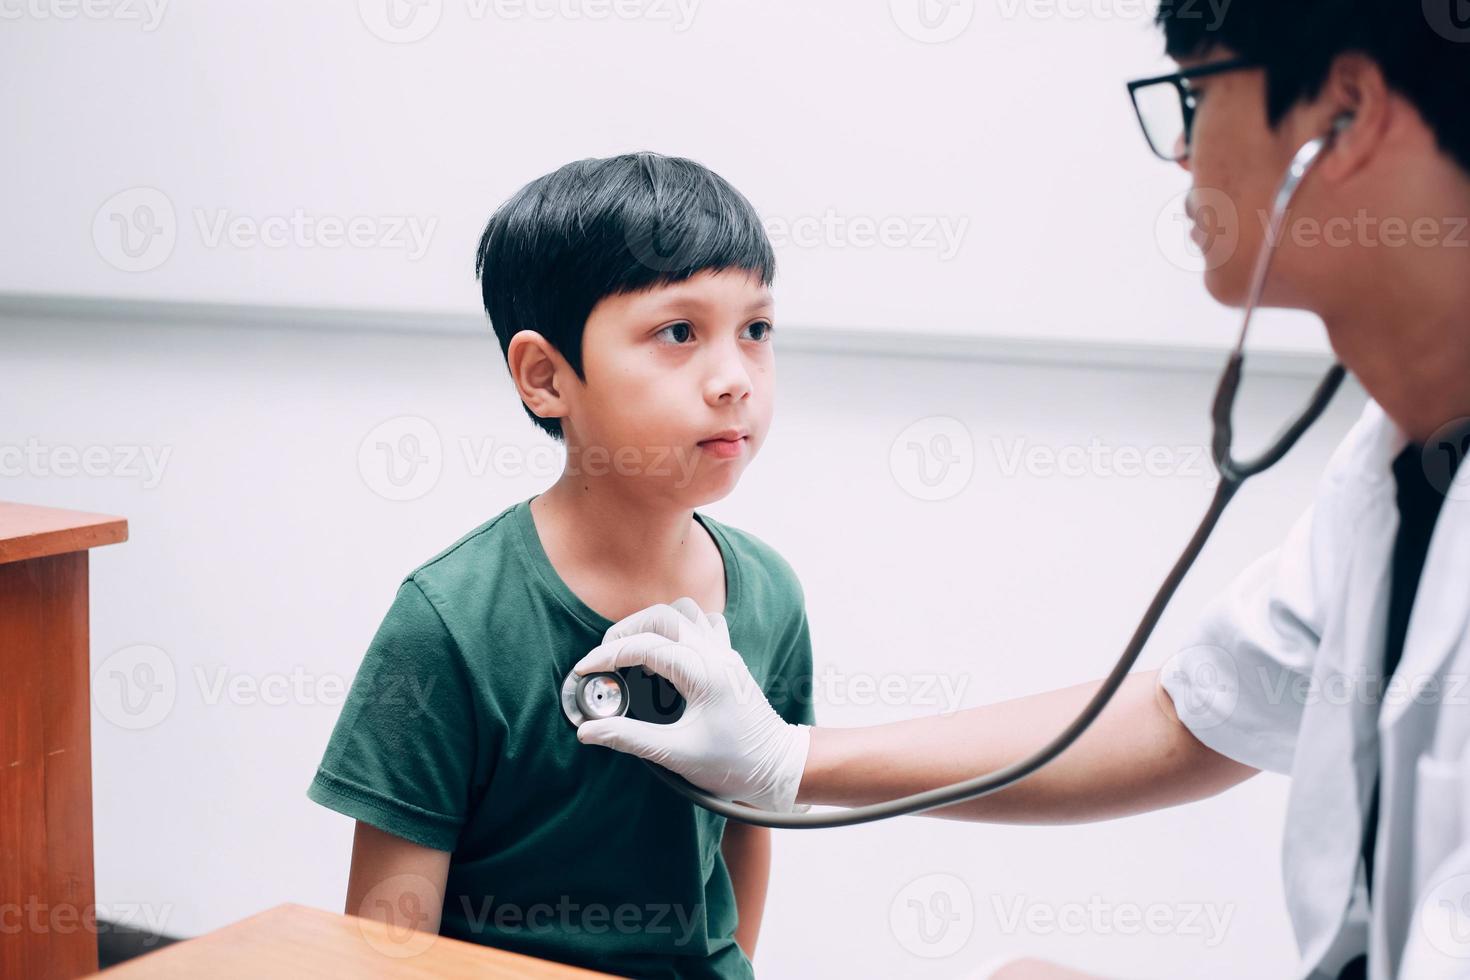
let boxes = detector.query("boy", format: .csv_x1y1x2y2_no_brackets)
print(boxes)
306,152,815,978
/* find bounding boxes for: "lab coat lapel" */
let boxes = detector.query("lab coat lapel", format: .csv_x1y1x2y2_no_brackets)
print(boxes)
1380,461,1470,733
1284,404,1403,975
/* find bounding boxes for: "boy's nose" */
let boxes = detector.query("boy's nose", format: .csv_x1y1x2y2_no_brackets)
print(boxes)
704,351,753,405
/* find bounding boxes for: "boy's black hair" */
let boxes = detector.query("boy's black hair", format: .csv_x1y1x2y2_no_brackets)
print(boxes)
1157,0,1469,175
475,152,776,440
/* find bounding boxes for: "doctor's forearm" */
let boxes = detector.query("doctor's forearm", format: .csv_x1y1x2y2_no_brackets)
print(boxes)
796,670,1256,823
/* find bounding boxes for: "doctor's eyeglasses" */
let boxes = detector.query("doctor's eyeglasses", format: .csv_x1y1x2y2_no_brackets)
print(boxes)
1126,57,1260,162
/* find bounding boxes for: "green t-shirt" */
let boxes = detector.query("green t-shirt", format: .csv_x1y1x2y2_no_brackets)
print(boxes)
307,497,815,978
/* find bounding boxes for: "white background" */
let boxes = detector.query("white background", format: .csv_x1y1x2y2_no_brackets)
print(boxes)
4,0,1324,350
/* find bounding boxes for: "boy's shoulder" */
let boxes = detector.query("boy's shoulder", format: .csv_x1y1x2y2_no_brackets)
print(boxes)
697,512,805,606
400,500,526,601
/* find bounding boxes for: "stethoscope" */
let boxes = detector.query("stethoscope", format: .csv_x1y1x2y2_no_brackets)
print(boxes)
563,116,1353,829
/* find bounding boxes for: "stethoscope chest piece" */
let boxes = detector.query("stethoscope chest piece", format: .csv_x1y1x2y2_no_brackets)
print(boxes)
560,670,630,727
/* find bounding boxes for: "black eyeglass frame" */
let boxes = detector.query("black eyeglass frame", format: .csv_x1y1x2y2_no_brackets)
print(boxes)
1126,57,1261,162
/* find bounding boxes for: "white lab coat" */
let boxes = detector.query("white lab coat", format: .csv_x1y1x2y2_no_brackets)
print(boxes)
1161,399,1470,980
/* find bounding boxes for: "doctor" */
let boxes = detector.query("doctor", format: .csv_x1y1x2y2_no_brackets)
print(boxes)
571,3,1470,978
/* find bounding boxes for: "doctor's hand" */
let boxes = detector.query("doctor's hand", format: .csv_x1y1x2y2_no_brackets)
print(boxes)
572,597,811,813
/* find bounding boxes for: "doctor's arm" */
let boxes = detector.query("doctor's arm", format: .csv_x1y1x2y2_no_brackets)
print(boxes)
797,669,1256,823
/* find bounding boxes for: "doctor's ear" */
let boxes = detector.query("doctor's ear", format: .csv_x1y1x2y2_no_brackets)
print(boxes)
506,330,574,424
1313,53,1390,183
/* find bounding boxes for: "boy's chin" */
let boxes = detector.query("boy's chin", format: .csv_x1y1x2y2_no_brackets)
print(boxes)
666,471,743,509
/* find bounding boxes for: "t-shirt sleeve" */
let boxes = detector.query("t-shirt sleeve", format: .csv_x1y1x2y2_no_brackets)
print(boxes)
307,578,480,851
768,604,818,728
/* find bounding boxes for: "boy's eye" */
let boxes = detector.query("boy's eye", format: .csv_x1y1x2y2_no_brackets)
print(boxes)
742,319,773,342
655,321,694,344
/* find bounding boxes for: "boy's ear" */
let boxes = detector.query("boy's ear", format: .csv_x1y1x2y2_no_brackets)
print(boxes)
506,330,573,424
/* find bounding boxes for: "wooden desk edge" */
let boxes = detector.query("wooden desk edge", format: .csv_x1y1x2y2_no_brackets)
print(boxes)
92,902,618,979
0,501,129,564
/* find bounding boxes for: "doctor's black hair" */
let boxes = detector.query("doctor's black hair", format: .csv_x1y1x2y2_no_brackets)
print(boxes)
474,152,776,440
1156,0,1470,175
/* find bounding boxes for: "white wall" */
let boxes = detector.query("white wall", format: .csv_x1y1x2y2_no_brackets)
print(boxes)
1,0,1327,353
2,307,1367,977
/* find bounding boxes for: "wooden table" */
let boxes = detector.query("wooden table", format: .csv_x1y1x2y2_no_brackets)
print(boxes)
91,903,617,978
1,501,129,980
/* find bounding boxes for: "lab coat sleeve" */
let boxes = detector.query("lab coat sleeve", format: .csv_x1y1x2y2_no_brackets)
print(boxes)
1160,501,1329,775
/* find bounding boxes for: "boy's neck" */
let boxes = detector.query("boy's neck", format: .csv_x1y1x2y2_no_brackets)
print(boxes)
531,472,707,585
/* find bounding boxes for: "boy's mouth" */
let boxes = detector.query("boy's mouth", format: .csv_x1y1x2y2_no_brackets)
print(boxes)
697,429,749,460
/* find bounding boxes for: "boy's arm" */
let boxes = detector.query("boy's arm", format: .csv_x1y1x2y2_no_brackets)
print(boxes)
719,822,771,958
345,820,451,935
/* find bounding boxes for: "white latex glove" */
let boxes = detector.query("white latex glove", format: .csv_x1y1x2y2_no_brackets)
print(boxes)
572,597,811,813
